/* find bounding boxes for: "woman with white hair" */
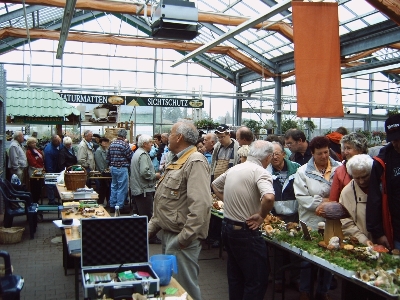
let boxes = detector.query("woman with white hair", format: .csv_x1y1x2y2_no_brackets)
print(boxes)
330,132,368,202
339,154,374,246
59,136,77,170
339,154,385,300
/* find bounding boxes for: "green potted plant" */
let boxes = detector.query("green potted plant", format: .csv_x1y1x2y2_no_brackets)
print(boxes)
281,119,298,134
387,108,399,117
303,120,317,133
194,119,219,130
243,119,262,135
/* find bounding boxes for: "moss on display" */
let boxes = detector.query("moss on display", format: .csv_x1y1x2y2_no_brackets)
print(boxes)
268,230,398,272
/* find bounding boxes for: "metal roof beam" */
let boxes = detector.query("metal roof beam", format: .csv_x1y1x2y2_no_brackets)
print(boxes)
0,4,46,24
171,0,292,67
0,10,103,53
259,0,292,18
243,57,400,93
201,23,275,69
273,20,400,74
120,14,234,81
56,0,77,59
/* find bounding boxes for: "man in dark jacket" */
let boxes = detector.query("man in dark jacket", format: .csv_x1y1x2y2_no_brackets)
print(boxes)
156,133,169,162
367,114,400,250
285,129,312,166
44,134,63,205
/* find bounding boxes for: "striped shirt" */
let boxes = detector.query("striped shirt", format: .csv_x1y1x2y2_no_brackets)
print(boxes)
106,138,133,167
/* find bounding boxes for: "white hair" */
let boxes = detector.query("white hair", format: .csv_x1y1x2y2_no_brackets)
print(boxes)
237,145,250,157
346,154,373,176
138,134,153,147
248,140,273,161
13,131,23,140
63,136,72,145
176,119,198,145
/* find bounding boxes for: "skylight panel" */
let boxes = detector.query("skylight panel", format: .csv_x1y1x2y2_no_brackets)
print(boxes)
343,0,376,16
338,26,350,36
228,2,259,17
0,3,22,15
197,0,227,12
362,12,387,25
261,34,284,48
235,34,249,44
240,30,259,42
344,19,367,31
338,5,357,23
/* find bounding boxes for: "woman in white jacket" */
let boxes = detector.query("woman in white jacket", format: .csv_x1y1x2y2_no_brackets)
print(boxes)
294,136,341,300
339,154,374,246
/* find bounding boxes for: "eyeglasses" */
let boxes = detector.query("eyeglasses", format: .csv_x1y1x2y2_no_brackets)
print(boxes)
272,152,283,157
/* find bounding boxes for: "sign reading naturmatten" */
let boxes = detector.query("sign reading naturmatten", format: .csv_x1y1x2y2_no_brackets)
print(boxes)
58,93,204,108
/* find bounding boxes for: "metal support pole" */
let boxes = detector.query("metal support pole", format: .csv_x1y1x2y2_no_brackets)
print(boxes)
367,73,373,131
274,75,282,134
235,73,242,126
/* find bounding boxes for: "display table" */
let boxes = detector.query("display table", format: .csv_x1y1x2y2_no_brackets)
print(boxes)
61,207,110,300
56,184,99,202
63,215,193,300
161,278,194,300
264,236,399,300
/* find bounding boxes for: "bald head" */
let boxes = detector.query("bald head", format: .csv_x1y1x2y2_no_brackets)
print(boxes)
236,126,254,146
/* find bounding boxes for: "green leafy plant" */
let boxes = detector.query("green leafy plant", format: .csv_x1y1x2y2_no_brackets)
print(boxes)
387,108,399,117
264,119,277,129
303,120,317,132
281,119,298,133
194,118,219,130
242,119,262,134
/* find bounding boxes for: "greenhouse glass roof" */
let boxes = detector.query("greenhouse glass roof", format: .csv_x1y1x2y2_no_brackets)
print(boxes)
0,0,399,86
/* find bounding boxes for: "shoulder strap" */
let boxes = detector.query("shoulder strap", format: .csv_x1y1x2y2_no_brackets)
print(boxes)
373,155,393,249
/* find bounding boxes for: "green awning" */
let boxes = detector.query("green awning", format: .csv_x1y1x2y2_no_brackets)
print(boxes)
6,87,80,118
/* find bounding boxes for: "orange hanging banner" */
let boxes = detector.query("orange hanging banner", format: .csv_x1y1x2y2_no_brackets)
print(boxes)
292,2,344,117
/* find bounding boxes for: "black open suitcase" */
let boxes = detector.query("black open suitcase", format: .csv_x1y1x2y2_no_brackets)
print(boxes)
80,216,160,299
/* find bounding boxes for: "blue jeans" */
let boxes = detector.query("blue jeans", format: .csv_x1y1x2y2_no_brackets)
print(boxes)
110,166,128,208
222,219,269,300
299,261,332,295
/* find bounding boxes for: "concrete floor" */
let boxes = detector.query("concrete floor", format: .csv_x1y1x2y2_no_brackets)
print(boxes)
0,211,345,300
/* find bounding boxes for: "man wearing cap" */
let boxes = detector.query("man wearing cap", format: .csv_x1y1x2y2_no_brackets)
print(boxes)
367,113,400,250
209,125,240,248
210,124,240,182
106,129,133,213
8,131,28,184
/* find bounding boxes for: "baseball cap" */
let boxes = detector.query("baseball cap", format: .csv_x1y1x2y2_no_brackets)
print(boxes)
117,129,128,137
385,114,400,142
215,124,230,134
